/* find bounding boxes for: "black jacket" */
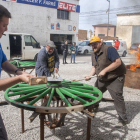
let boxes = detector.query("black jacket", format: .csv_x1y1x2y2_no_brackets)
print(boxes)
61,44,68,53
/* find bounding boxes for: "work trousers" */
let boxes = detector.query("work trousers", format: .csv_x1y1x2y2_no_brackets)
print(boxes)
0,113,8,140
63,51,67,64
95,75,127,121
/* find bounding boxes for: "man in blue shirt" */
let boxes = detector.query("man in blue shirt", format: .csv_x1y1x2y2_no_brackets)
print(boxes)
0,5,34,139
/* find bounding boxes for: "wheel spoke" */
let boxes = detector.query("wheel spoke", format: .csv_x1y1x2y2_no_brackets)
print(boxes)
56,88,71,107
13,88,47,102
46,88,55,107
28,88,51,105
59,88,88,104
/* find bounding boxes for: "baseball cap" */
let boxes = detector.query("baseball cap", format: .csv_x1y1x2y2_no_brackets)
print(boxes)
88,36,101,45
47,41,56,48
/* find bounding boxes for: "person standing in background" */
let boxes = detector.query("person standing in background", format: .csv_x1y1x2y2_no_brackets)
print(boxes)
61,40,68,64
114,37,120,50
70,42,76,63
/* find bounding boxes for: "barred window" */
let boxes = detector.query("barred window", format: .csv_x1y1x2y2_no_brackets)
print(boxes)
57,9,69,20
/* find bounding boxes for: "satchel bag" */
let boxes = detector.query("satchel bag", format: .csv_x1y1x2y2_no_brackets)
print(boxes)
71,50,75,54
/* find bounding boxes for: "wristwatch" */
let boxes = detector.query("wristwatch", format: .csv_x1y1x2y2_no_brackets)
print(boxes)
15,68,22,74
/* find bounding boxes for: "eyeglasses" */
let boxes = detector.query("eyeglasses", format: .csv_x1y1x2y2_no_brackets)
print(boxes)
90,42,98,47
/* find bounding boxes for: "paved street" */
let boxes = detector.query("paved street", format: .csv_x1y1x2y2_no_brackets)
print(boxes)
0,53,140,140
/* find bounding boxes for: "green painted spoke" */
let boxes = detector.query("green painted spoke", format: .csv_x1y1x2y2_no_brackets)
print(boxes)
18,84,46,88
10,86,42,92
56,88,71,107
59,88,88,104
28,88,51,105
46,88,55,107
61,87,97,100
13,88,47,102
8,87,47,97
69,87,99,94
67,85,94,91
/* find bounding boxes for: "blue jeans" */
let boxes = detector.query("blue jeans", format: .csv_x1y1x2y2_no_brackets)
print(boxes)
71,54,75,63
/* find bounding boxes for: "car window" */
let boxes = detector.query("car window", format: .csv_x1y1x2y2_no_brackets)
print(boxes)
86,41,90,45
79,41,86,46
105,42,112,46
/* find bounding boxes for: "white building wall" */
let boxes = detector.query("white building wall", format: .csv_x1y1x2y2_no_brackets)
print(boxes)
1,0,79,45
116,14,140,49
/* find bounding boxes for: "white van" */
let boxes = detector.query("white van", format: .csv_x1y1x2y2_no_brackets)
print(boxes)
0,32,41,60
78,40,92,55
105,40,127,57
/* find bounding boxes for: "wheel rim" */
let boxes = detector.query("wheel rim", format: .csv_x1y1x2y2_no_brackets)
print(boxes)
4,81,103,113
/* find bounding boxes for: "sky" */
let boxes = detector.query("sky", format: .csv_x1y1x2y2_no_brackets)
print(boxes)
79,0,140,32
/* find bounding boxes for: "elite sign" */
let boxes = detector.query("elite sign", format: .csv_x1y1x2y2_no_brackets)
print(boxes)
16,0,80,13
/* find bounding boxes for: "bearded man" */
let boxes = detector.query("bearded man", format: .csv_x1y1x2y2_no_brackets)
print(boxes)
35,41,59,77
85,36,127,127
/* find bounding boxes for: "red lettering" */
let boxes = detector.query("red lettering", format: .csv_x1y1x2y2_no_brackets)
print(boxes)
58,1,77,12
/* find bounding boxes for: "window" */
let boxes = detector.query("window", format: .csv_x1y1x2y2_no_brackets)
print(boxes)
105,42,112,46
79,41,86,46
24,35,38,47
98,34,105,37
57,9,69,20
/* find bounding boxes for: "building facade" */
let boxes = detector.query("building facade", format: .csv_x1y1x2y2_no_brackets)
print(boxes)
78,29,87,41
93,24,116,38
116,13,140,49
1,0,80,54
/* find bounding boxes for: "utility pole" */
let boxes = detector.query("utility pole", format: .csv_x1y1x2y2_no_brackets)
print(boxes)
107,0,110,40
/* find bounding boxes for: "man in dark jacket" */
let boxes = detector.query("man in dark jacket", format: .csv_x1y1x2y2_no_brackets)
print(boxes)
61,40,68,64
85,36,127,127
35,41,59,77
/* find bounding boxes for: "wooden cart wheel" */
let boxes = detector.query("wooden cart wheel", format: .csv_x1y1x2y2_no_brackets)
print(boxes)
4,80,102,113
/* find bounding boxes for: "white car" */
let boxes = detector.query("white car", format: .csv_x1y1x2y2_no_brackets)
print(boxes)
105,40,127,57
78,40,92,55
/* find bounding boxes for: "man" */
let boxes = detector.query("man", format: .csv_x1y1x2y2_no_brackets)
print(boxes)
61,40,68,64
114,37,120,50
35,41,59,77
101,39,105,45
85,36,127,126
0,5,34,139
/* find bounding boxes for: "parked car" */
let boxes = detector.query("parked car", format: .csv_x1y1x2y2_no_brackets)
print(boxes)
104,40,127,57
78,40,92,55
130,43,140,51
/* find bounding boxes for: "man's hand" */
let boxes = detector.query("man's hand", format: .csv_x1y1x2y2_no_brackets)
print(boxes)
84,76,91,81
19,74,35,83
54,68,59,73
98,70,106,77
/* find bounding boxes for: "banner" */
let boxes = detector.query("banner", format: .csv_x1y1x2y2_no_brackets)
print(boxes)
17,0,58,9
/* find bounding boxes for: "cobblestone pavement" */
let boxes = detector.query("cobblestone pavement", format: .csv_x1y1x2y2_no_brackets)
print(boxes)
0,55,140,140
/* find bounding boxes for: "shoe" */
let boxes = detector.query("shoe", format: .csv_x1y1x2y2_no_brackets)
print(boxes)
65,62,68,64
115,120,128,128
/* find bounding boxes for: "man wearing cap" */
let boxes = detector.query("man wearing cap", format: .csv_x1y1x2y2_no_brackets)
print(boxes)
35,41,59,77
85,36,127,126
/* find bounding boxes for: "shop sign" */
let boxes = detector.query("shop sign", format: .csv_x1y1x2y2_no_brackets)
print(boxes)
51,23,54,29
68,25,72,31
16,0,58,9
58,1,76,12
56,23,60,30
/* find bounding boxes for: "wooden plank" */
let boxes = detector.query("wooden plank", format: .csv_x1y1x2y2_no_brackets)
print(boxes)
29,76,47,85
